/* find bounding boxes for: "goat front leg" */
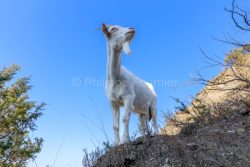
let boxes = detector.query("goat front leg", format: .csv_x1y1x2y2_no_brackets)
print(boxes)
121,98,134,144
111,102,120,146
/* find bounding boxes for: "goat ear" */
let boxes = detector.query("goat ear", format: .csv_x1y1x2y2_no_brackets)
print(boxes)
102,23,111,38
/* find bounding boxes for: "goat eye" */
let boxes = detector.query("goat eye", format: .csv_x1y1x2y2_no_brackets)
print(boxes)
110,27,118,32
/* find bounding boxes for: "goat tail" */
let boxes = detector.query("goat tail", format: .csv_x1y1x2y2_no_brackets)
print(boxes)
149,101,159,134
149,101,157,121
149,107,152,121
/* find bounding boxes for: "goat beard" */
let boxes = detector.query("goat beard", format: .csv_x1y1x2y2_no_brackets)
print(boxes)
122,41,131,55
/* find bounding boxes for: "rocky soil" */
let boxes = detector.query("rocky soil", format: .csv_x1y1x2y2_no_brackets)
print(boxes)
165,53,250,135
95,112,250,167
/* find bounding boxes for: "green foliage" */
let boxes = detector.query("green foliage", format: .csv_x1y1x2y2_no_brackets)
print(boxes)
180,122,198,137
172,97,190,114
243,44,250,53
224,47,246,67
170,97,211,136
0,65,44,167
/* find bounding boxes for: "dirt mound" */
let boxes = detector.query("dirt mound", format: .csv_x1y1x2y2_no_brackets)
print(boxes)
164,52,250,135
95,112,250,167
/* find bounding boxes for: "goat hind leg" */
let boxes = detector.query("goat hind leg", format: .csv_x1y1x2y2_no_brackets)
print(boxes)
150,105,159,134
139,114,149,135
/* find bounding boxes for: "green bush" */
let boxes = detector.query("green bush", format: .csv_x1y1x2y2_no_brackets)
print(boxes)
0,65,44,167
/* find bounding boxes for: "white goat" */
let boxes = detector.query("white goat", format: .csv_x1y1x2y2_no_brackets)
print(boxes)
101,23,158,145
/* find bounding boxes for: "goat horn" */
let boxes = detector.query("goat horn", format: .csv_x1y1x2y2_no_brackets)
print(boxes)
101,23,111,37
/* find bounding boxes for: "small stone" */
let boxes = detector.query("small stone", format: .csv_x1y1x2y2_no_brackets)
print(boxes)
162,158,171,167
134,140,143,145
145,141,151,146
227,130,236,133
239,109,250,116
186,143,198,150
192,153,197,158
236,128,246,134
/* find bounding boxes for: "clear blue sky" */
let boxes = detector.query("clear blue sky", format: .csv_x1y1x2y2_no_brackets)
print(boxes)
0,0,249,166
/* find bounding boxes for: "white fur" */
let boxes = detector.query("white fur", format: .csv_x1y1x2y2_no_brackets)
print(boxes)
122,41,131,55
103,24,159,145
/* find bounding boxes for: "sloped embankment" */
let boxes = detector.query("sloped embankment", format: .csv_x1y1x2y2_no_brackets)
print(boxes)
95,111,250,167
165,52,250,135
95,50,250,167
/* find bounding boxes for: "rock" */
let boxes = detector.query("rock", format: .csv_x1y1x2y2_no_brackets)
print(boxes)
145,140,151,146
123,158,135,166
162,164,171,167
134,139,143,145
162,158,171,167
239,109,250,116
227,130,236,133
186,143,198,150
95,106,250,167
159,139,164,144
150,157,154,161
236,128,246,134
